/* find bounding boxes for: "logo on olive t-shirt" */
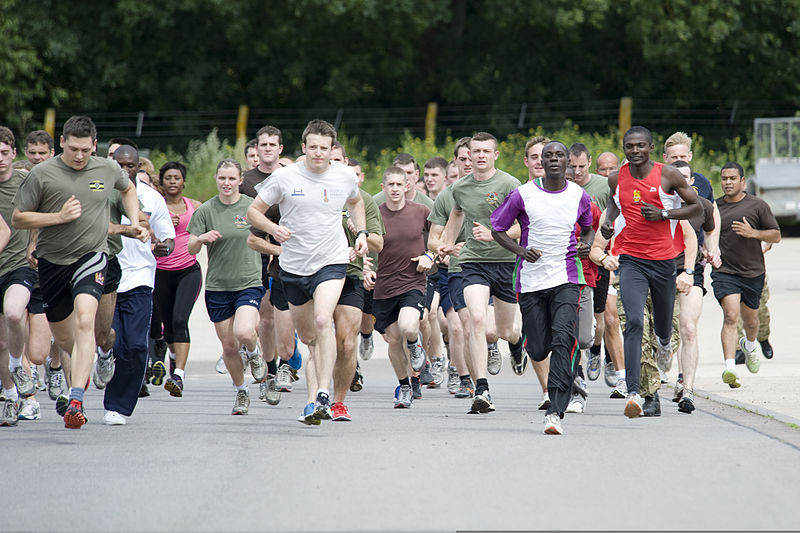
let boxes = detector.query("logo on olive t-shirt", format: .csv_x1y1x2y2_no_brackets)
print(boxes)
89,180,105,191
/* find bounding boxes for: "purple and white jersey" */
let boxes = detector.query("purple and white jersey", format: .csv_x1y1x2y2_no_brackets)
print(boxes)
491,180,592,293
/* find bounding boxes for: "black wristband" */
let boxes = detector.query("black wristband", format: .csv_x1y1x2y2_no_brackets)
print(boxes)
356,230,369,238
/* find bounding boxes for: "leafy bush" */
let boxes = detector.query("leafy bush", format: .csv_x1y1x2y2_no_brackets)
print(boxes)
149,129,246,202
149,124,752,201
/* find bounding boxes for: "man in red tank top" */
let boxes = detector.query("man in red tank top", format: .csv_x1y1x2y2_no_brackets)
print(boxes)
601,126,701,418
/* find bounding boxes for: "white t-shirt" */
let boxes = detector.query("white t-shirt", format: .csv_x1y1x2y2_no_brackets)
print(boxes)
256,161,359,276
117,180,175,293
491,180,592,293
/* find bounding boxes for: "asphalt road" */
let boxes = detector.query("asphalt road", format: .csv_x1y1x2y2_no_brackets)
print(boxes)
6,359,800,532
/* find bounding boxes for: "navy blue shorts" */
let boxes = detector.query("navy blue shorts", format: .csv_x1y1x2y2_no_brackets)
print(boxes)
461,262,517,304
280,264,347,306
711,271,764,310
269,274,290,312
205,286,266,323
440,270,467,314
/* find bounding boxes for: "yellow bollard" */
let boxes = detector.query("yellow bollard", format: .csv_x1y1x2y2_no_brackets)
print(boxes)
618,97,632,141
236,105,249,144
425,102,438,148
44,108,56,138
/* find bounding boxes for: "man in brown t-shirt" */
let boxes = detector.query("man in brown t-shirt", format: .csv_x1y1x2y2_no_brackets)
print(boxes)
373,167,432,409
711,162,780,389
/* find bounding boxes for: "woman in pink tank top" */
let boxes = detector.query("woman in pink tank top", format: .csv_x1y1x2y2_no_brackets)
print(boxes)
151,162,203,397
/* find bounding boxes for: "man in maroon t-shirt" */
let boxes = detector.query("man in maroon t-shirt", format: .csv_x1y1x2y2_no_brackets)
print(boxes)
372,167,433,409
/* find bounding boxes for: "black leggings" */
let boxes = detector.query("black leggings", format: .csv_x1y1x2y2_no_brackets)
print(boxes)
153,263,202,344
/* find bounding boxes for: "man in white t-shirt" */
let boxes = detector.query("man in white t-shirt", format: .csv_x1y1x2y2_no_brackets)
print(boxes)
247,119,368,424
101,146,175,425
491,141,594,435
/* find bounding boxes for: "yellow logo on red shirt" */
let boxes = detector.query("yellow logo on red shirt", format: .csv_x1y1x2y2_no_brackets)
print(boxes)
633,189,641,203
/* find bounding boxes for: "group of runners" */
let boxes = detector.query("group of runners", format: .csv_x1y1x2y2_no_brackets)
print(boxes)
0,116,780,435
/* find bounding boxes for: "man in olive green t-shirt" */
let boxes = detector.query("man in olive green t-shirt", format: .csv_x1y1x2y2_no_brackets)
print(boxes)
568,143,609,210
12,116,146,429
438,132,525,415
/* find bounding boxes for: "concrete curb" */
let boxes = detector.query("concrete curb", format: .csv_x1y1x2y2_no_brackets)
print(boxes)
696,388,800,428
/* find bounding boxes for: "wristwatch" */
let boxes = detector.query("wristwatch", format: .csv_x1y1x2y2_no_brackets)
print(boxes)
660,209,669,220
356,230,369,238
684,267,695,275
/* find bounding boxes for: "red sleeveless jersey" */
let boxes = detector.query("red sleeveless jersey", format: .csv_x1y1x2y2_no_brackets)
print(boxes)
611,161,683,260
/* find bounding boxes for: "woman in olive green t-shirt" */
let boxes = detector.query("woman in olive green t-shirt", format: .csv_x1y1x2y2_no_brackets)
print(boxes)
187,159,267,415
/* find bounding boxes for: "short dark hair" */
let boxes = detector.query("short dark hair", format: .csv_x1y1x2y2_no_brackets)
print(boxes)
0,126,15,148
670,160,692,174
392,153,418,171
256,125,282,145
568,143,590,159
332,141,347,158
382,166,406,182
721,161,744,178
245,138,257,153
623,126,653,145
470,132,498,149
62,116,97,141
424,156,448,172
26,130,53,149
108,137,138,150
453,137,471,158
348,158,361,168
159,161,188,184
301,119,336,145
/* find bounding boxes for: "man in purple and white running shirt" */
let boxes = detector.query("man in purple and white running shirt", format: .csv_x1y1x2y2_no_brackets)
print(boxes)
491,141,594,435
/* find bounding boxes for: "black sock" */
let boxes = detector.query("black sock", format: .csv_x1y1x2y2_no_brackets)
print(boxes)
360,331,371,339
590,344,601,356
678,372,683,380
411,376,420,385
475,378,489,394
604,346,611,364
266,359,278,375
399,377,410,387
49,365,61,371
460,374,471,384
577,365,585,379
508,336,523,351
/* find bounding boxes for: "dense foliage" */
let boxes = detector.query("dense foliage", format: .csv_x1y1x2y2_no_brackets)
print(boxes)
2,0,799,135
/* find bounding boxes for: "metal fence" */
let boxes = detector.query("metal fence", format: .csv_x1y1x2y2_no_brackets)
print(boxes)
46,99,798,151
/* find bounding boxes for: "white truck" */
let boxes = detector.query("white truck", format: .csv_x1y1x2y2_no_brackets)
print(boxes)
752,117,800,224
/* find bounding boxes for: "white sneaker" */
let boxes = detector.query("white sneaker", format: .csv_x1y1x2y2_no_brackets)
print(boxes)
565,394,585,414
610,378,628,399
537,390,551,410
18,397,41,420
102,410,127,425
543,413,563,435
215,355,228,374
624,393,643,418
